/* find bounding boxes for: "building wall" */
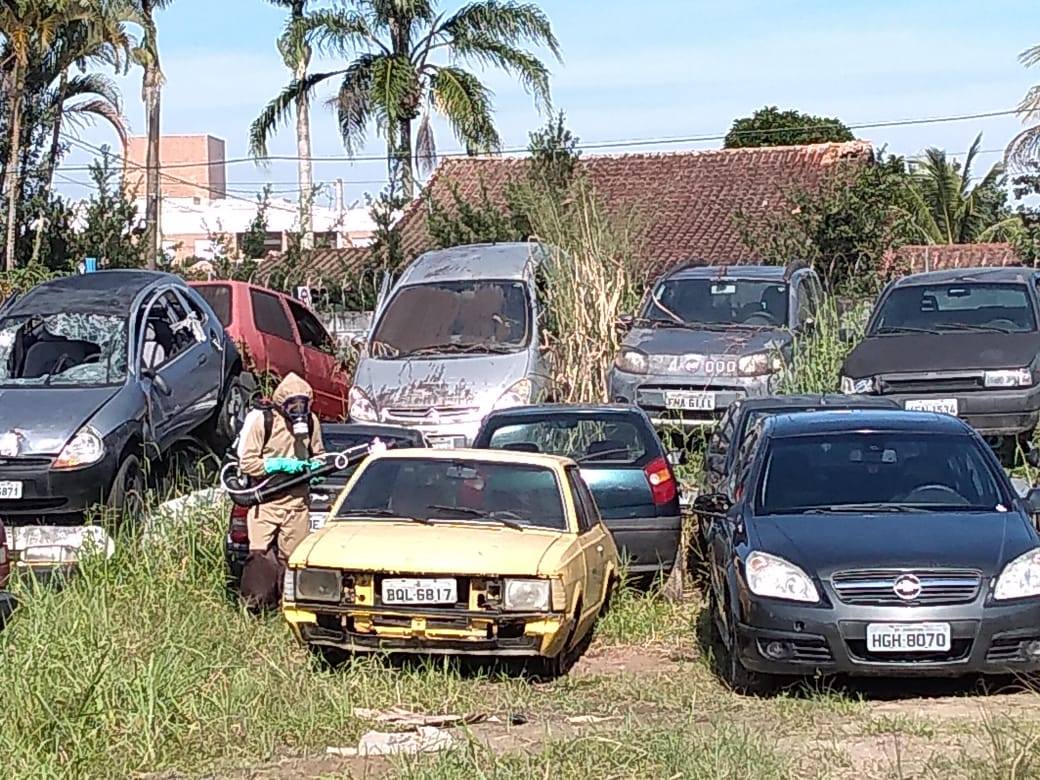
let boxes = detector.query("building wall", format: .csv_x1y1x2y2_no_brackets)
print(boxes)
124,134,227,200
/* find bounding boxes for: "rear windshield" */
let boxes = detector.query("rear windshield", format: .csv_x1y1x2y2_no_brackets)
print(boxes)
756,433,1006,515
871,283,1036,334
370,280,530,358
338,457,566,530
0,313,127,386
193,284,231,326
481,415,652,466
323,430,422,451
642,278,788,328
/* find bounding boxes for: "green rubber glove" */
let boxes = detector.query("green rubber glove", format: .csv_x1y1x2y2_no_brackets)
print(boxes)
308,457,324,470
263,457,309,474
309,475,326,486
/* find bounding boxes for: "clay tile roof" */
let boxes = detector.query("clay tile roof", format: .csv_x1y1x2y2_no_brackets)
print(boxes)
883,243,1022,275
257,246,373,285
396,141,873,277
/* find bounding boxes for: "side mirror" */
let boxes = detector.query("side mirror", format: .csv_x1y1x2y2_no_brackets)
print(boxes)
614,314,634,335
141,368,172,397
1026,487,1040,514
692,492,731,516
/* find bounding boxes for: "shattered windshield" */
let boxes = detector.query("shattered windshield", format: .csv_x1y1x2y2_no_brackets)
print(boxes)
0,313,127,387
642,278,789,327
370,280,531,358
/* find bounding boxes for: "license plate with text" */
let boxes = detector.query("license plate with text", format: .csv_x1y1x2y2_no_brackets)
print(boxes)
866,622,951,653
0,480,22,499
904,398,958,416
382,578,458,605
664,391,716,411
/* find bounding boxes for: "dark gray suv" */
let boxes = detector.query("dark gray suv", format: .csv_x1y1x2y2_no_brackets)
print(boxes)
608,263,824,429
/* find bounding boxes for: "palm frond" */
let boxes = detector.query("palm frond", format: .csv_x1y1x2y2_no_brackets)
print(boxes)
1021,44,1040,68
299,8,383,57
415,109,436,175
330,54,378,154
368,54,419,125
1006,125,1040,169
249,70,342,159
437,1,560,59
977,216,1024,243
429,65,501,154
64,98,129,149
448,33,551,109
64,72,123,113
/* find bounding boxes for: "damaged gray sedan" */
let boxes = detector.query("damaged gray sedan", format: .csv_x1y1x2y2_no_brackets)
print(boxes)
0,270,243,524
609,263,823,429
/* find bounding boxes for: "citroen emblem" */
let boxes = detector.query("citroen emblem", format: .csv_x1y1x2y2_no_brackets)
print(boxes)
893,574,922,601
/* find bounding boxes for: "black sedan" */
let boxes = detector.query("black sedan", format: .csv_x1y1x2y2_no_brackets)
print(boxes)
697,409,1040,693
0,271,244,527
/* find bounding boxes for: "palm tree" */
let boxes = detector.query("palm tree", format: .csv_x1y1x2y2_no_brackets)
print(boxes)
251,0,315,250
127,0,171,269
250,0,560,199
903,134,1020,244
1007,43,1040,168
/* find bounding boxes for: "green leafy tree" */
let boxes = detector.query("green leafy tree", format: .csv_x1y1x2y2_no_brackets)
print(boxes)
73,147,145,268
255,0,560,199
901,134,1019,244
724,106,854,148
1008,42,1040,167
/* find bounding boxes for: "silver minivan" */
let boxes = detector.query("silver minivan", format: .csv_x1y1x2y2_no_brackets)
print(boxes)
347,243,551,447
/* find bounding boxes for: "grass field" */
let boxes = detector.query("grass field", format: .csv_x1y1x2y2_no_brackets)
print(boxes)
4,502,1040,779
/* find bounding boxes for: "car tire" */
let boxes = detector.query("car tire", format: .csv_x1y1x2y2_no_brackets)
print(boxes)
308,643,349,670
212,372,255,448
711,589,777,697
534,600,585,680
106,454,146,523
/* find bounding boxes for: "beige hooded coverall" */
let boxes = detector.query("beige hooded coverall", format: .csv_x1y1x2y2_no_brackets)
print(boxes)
239,373,324,561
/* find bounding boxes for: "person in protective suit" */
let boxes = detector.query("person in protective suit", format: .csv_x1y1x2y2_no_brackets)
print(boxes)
238,372,324,606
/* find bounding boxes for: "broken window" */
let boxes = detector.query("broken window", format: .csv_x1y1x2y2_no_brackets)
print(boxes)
0,313,128,386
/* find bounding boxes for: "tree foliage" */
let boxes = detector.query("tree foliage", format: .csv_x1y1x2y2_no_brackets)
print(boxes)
72,148,146,268
724,106,854,148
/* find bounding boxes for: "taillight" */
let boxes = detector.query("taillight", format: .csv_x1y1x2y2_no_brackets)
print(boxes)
644,456,677,505
229,505,249,545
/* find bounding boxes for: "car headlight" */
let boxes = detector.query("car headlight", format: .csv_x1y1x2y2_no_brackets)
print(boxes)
994,548,1040,600
615,348,648,374
53,426,105,470
282,568,296,602
502,578,551,611
492,379,533,411
295,568,342,602
737,352,784,377
745,551,819,603
984,368,1032,388
348,386,378,422
841,375,874,395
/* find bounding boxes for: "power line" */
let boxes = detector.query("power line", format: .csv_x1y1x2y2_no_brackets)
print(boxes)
52,107,1023,172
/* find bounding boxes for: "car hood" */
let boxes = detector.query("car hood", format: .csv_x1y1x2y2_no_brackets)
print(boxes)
292,520,569,575
355,352,530,411
843,332,1040,377
751,511,1036,576
0,386,118,455
624,326,787,365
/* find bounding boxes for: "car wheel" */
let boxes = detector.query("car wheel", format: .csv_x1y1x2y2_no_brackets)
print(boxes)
534,600,585,680
711,591,776,697
213,373,255,448
308,643,349,670
106,455,146,523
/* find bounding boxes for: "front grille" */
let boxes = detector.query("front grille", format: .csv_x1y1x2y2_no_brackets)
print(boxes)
846,638,973,663
790,638,833,662
878,375,983,394
986,636,1040,663
0,456,53,468
832,569,982,606
384,406,479,421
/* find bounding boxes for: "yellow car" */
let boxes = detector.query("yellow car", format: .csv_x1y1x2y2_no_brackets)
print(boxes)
283,448,620,675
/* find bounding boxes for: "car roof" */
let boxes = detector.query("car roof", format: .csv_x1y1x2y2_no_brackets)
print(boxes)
662,264,790,282
6,270,178,316
735,394,900,414
889,267,1039,287
483,403,648,420
367,447,572,469
763,409,972,437
398,242,549,285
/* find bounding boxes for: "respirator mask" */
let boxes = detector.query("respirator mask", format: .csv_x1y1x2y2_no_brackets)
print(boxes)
281,395,311,437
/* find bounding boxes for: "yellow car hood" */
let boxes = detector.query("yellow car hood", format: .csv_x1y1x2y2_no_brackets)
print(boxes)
293,520,571,576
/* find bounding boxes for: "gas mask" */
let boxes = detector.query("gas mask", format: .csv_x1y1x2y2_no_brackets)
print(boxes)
281,395,312,437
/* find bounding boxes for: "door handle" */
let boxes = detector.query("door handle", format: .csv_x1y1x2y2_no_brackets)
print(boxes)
596,545,604,553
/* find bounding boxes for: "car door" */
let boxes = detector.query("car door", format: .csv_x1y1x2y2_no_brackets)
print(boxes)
566,466,606,625
173,286,224,419
286,299,349,420
248,288,304,379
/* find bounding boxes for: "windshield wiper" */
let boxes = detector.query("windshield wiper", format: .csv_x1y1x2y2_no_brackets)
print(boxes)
873,325,942,336
799,502,932,514
402,343,514,357
337,507,431,524
936,323,1014,334
426,504,525,530
575,447,631,463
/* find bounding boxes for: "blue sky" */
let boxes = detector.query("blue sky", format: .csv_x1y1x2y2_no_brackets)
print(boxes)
56,0,1040,208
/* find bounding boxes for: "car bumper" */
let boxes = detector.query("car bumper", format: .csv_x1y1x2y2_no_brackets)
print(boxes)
284,603,569,657
735,596,1040,677
608,369,775,428
0,454,118,520
877,386,1040,436
605,515,682,575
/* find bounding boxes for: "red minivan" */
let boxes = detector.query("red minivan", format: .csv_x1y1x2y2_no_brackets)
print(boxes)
190,281,349,420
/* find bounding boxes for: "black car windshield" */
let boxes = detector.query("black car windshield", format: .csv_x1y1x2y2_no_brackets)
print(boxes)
642,278,788,327
0,313,127,386
337,457,567,530
871,283,1037,334
482,415,650,465
370,280,530,358
756,433,1006,514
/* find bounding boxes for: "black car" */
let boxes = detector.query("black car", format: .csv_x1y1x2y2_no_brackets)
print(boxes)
0,271,244,526
841,268,1040,452
698,409,1040,693
473,404,682,581
225,423,428,587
